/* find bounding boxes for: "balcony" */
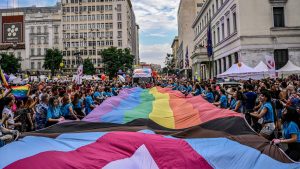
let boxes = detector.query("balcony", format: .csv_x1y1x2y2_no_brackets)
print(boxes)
191,47,209,66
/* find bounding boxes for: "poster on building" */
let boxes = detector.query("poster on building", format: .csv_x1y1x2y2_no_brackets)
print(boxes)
265,55,276,78
3,22,22,43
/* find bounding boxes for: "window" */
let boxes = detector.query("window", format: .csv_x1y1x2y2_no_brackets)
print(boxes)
37,48,41,55
54,36,59,44
37,37,41,44
273,7,285,27
228,55,232,67
37,26,41,33
117,4,121,11
213,31,216,46
118,40,122,47
17,52,21,58
227,18,230,37
30,26,34,33
38,62,41,69
274,49,288,70
31,48,34,56
31,62,35,69
117,13,122,21
233,12,237,32
54,26,59,33
118,31,122,38
221,23,225,40
218,59,221,74
44,48,47,55
44,26,48,33
234,52,238,63
212,4,215,14
216,0,219,10
217,27,220,43
30,37,34,44
117,22,122,29
223,57,227,71
44,37,48,44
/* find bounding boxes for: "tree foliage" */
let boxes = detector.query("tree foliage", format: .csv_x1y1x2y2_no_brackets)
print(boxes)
101,47,134,77
0,53,21,74
43,48,63,76
163,53,176,75
83,58,95,75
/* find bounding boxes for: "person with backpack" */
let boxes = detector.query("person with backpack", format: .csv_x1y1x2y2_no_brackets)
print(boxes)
250,90,275,140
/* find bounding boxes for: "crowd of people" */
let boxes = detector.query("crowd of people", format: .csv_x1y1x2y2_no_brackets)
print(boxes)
1,75,300,161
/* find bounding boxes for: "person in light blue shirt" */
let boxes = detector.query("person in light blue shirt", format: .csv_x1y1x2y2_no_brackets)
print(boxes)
85,90,95,115
250,90,275,139
272,107,300,161
213,89,227,108
61,95,78,120
202,86,214,103
186,82,193,93
192,83,202,96
47,97,64,127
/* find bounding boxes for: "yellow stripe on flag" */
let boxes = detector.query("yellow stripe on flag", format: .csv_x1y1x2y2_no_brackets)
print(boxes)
149,87,175,129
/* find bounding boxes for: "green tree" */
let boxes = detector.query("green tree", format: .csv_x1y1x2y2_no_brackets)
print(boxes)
0,53,21,74
43,48,63,77
101,47,134,77
164,53,175,75
83,58,95,75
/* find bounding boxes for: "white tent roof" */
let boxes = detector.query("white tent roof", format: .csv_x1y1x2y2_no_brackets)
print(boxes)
277,60,300,72
254,61,269,72
218,62,258,77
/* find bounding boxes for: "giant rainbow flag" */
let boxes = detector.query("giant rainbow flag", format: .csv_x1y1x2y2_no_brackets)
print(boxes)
0,87,299,168
83,87,240,129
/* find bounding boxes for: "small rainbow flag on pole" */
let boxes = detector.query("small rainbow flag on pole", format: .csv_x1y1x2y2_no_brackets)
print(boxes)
0,69,9,88
11,85,30,99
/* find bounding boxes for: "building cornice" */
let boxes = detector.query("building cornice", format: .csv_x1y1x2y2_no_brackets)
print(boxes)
269,0,288,4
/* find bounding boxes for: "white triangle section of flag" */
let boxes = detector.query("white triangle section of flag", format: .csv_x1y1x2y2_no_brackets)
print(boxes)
103,144,159,169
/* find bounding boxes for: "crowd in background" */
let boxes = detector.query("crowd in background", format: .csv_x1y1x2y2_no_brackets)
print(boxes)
1,75,300,161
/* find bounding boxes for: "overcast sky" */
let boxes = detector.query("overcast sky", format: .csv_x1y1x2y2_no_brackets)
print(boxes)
0,0,180,66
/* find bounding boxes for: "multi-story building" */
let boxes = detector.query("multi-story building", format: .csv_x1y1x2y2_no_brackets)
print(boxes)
177,0,205,78
191,0,300,79
61,0,139,73
0,11,26,71
0,4,61,73
24,6,61,72
171,36,179,68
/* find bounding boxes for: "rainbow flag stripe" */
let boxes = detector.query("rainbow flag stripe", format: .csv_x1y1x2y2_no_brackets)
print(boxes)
11,85,30,99
83,87,240,129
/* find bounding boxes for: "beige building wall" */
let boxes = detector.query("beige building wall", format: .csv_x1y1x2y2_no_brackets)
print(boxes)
171,36,179,68
192,0,300,79
177,0,205,77
61,0,138,73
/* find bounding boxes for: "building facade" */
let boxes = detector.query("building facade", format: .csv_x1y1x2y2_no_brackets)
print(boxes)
192,0,300,79
61,0,139,73
171,36,179,68
0,4,62,73
24,6,62,72
177,0,205,78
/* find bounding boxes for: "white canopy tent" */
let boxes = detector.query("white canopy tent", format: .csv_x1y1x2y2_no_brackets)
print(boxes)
254,61,269,72
277,60,300,73
217,62,259,79
251,61,270,79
